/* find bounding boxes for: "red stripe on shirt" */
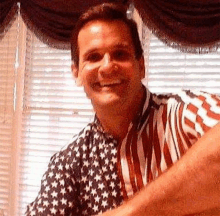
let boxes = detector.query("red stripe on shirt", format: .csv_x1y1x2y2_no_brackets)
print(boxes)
131,131,144,190
125,125,138,193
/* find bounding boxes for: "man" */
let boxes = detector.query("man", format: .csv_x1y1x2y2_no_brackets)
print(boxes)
26,3,220,216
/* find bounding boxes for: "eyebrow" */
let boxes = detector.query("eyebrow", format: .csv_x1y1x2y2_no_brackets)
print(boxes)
115,41,130,47
112,42,131,50
82,42,131,59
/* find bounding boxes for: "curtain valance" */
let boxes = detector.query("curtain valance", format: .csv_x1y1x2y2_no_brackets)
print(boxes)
1,0,220,52
134,0,220,53
0,0,127,49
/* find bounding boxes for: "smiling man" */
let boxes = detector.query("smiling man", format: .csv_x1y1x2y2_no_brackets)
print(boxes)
26,3,220,216
72,18,145,142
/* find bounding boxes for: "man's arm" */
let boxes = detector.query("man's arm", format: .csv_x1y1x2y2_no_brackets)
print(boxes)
101,123,220,216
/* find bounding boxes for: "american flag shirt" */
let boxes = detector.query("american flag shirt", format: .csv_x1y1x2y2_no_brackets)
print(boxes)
26,87,220,215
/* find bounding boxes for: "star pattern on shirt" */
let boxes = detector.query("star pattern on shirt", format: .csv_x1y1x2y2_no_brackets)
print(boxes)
26,120,123,216
78,126,123,215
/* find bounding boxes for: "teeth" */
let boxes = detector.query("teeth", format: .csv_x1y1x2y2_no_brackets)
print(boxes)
99,80,121,87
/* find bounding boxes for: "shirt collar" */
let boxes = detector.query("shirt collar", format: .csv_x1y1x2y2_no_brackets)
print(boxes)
92,85,152,136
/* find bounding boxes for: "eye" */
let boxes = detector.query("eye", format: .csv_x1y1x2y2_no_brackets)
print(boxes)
86,53,102,62
113,50,130,61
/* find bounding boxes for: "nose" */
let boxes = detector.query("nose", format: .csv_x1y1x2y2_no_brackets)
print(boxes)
98,53,116,76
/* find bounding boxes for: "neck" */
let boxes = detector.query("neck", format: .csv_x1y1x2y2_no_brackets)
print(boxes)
94,87,145,143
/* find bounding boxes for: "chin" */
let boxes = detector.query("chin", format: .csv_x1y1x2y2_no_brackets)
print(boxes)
92,94,122,108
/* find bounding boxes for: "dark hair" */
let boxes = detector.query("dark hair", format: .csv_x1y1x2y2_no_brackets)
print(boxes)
70,3,143,66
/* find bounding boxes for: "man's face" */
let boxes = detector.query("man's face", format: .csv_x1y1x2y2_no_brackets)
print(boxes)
73,20,145,110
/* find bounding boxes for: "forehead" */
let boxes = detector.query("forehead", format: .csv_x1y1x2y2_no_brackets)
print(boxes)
77,20,134,52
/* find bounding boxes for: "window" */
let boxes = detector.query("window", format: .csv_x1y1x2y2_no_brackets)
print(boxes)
0,12,220,216
142,25,220,95
0,16,94,215
17,27,94,215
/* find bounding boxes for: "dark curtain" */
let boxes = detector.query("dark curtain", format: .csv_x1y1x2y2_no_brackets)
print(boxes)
19,0,127,49
0,0,220,52
0,0,18,39
134,0,220,53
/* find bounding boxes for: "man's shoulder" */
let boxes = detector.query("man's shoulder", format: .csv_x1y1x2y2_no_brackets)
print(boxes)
151,89,219,107
49,121,96,164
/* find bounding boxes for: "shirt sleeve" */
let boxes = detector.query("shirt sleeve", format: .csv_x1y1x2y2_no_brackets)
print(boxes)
182,90,220,139
25,150,80,216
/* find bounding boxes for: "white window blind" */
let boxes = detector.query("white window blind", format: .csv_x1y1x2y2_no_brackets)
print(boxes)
142,25,220,95
17,29,94,214
0,18,19,216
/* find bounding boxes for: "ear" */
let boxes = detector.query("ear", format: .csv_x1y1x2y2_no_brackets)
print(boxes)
71,63,78,79
71,63,83,86
138,56,145,79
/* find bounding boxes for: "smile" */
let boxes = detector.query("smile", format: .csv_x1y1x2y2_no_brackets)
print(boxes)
98,80,122,87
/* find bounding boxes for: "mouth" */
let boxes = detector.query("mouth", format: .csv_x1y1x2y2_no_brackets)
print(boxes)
92,80,123,88
99,80,122,87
